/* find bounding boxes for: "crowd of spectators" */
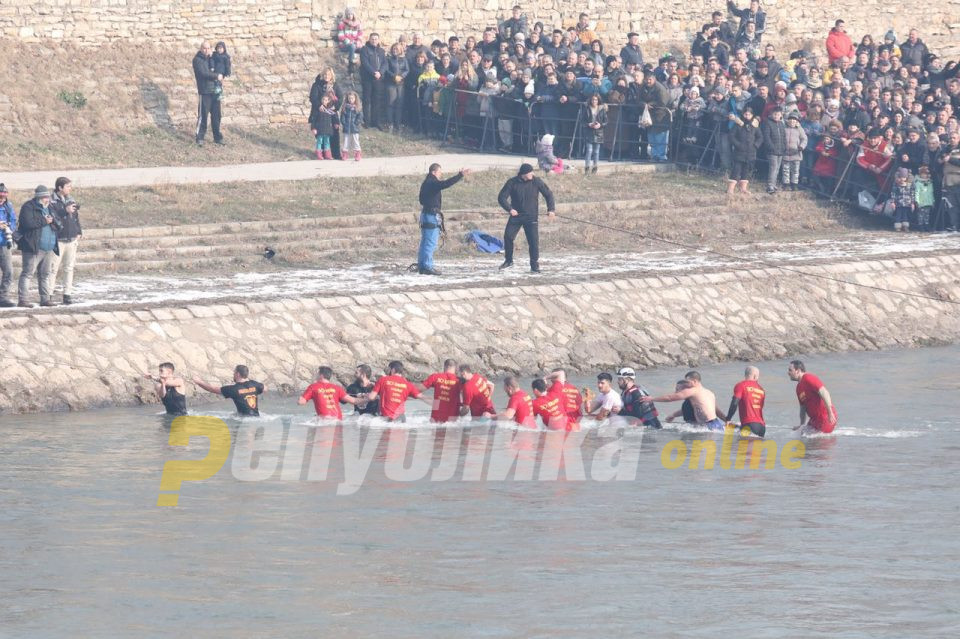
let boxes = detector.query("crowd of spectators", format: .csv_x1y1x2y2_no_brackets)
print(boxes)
326,4,960,230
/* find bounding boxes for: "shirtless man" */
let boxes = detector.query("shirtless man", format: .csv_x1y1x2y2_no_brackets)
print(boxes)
143,361,188,416
663,380,697,424
646,371,725,431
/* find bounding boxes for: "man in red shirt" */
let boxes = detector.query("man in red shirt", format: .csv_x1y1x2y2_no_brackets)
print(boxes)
367,360,422,422
497,376,536,428
531,378,569,430
546,368,583,427
299,365,359,419
420,358,461,423
458,364,496,419
788,360,838,434
725,365,766,438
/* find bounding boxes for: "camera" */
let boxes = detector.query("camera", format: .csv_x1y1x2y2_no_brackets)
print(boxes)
0,223,13,249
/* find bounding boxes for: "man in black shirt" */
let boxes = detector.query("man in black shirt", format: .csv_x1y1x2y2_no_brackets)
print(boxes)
496,163,556,273
417,163,471,275
345,364,379,416
193,364,265,416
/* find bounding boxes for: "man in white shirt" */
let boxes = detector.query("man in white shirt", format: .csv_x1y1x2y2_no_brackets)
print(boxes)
582,372,623,420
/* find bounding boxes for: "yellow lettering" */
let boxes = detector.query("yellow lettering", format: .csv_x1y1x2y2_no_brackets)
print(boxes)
748,440,778,470
688,440,716,469
661,440,688,469
720,429,734,469
734,439,750,469
780,440,806,469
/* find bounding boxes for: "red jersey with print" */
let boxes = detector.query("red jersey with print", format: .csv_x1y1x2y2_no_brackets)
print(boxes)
507,390,536,428
372,374,421,420
796,373,837,432
549,381,584,424
532,394,569,430
423,372,461,422
301,381,348,419
462,374,495,417
733,379,766,426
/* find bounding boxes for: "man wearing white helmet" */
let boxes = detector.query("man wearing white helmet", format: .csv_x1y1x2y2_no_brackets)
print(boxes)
611,367,661,429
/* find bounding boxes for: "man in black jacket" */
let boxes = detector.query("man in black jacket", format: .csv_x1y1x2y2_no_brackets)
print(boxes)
417,163,470,275
192,41,224,146
497,164,556,273
360,34,387,128
49,177,82,304
16,185,60,307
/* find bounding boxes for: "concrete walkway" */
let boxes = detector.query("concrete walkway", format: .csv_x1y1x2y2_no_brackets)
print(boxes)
2,154,665,189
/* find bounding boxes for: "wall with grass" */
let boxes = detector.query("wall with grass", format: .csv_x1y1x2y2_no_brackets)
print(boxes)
0,254,958,414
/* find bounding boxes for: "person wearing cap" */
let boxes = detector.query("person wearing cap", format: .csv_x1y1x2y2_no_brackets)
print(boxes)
610,367,661,429
496,163,556,273
16,185,60,307
417,163,471,275
782,110,808,190
49,177,83,305
0,184,17,307
761,105,787,193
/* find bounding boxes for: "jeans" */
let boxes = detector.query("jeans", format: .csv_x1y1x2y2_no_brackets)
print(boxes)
50,238,79,296
386,83,404,129
782,159,801,185
767,155,784,189
648,130,668,160
19,250,56,303
417,210,440,269
0,244,12,301
584,143,600,168
503,216,540,269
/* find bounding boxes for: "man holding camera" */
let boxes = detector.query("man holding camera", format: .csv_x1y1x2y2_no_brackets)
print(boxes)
49,177,82,305
16,185,60,307
0,184,16,307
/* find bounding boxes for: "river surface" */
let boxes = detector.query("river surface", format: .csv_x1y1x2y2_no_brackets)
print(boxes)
2,346,959,637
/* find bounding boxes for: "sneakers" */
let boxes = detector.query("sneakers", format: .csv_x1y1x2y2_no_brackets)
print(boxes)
0,299,15,308
418,266,442,275
498,260,514,270
530,266,541,273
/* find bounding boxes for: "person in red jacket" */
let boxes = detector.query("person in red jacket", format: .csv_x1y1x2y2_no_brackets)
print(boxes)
299,365,359,419
498,376,536,428
367,360,422,422
825,19,854,64
531,379,569,430
788,360,838,434
420,358,461,423
458,364,496,418
546,368,583,427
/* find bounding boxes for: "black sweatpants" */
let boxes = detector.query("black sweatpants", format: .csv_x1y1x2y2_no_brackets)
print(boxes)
196,93,222,142
503,216,540,269
360,75,383,128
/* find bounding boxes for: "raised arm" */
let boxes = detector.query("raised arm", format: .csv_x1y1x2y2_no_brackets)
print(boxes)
647,387,695,403
192,377,222,395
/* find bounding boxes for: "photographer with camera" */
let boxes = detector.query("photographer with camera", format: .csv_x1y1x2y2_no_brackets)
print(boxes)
16,185,60,308
49,177,82,305
0,184,16,307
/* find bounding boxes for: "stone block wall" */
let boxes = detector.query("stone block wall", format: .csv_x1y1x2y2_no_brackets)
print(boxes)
1,255,958,414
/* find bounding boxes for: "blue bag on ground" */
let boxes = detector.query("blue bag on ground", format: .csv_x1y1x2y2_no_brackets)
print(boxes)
464,230,503,253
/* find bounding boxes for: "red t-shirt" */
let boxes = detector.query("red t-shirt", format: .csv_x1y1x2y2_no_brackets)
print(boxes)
733,379,766,426
462,374,495,417
372,374,421,420
796,373,837,433
507,390,536,428
532,394,569,430
549,381,584,424
301,381,348,419
423,372,461,423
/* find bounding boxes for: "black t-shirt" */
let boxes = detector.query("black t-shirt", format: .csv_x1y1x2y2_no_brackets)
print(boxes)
346,381,378,415
221,380,264,416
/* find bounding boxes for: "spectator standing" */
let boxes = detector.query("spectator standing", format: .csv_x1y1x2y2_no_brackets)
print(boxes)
582,93,607,174
762,106,787,193
309,94,340,160
192,41,224,146
340,91,364,161
359,33,387,128
826,20,855,65
728,106,763,195
385,43,410,133
0,184,15,307
913,165,935,231
499,6,528,42
620,32,644,69
727,0,766,40
943,143,960,232
899,29,929,69
49,177,82,305
782,112,808,191
309,68,343,160
337,8,363,75
497,163,557,273
637,73,672,162
16,186,60,307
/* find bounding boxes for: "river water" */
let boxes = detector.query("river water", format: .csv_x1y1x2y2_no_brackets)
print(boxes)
3,346,959,637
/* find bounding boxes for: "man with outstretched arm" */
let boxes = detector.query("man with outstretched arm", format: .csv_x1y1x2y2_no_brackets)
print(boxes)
497,163,556,273
645,370,724,431
458,364,496,419
299,366,359,419
193,364,266,417
611,367,662,429
366,360,423,422
788,360,838,434
582,372,623,421
726,366,767,438
417,164,471,275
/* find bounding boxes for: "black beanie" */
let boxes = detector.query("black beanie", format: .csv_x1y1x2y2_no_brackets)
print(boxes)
518,163,534,175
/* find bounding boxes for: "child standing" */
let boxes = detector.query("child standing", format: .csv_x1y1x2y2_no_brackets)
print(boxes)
913,165,935,232
309,94,339,160
782,111,808,191
212,42,231,100
340,91,364,161
582,93,607,174
891,167,914,231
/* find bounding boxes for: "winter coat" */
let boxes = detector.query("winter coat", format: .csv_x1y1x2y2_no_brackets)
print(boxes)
16,198,60,256
727,1,766,38
636,81,672,132
730,118,763,163
762,117,788,155
913,178,935,208
50,192,82,240
536,141,559,170
582,105,608,144
359,43,387,79
309,78,343,114
619,44,644,67
386,54,409,85
309,105,340,136
192,51,218,95
783,124,809,161
339,104,364,135
337,18,363,48
212,43,231,77
899,39,929,68
826,28,854,63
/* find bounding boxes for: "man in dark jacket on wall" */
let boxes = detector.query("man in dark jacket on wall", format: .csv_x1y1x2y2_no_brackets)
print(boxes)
16,185,60,307
192,41,224,146
360,33,387,128
497,164,556,273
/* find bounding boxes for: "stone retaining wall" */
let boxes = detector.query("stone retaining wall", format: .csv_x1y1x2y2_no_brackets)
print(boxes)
2,254,959,414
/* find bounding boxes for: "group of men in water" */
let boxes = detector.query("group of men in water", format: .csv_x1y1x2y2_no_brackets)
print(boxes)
145,358,838,437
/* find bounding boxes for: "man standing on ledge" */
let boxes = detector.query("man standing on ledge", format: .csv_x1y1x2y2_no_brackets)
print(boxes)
497,163,556,273
193,41,224,146
417,163,470,275
788,360,838,434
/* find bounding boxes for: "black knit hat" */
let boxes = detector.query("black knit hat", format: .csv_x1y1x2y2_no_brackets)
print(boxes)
0,183,7,195
518,163,534,175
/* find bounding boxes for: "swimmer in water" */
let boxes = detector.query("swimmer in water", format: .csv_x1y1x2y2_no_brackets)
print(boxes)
497,376,536,428
725,366,766,438
788,360,838,434
299,365,360,419
193,364,266,417
581,372,623,421
646,371,725,431
664,380,697,424
143,361,188,416
366,360,422,422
